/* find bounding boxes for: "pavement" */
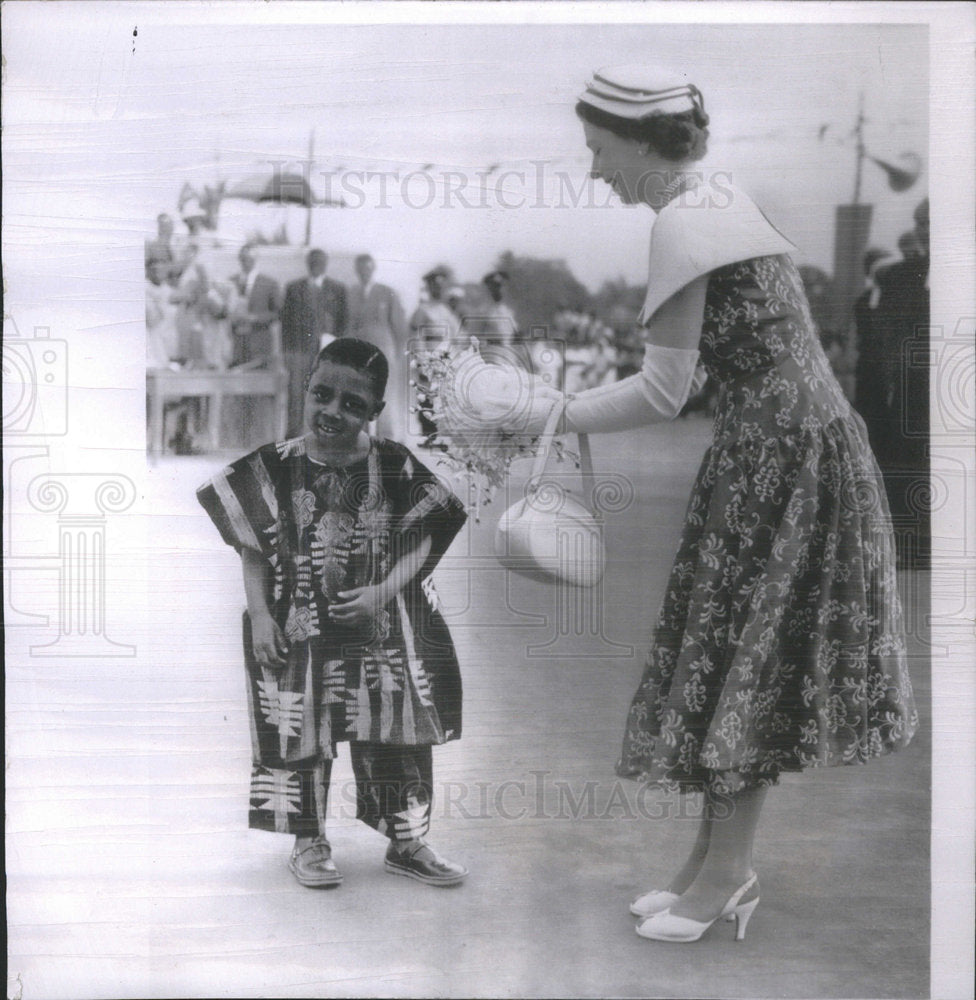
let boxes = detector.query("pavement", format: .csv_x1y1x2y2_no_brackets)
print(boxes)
5,418,931,999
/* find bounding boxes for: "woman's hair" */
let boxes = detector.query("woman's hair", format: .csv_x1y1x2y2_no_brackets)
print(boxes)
575,101,710,162
310,338,389,399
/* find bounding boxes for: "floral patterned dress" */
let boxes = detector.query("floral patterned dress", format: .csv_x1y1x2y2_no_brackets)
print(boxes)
617,255,918,795
197,437,467,771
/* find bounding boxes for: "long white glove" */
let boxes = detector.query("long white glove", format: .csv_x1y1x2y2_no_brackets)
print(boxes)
544,274,708,434
559,344,704,434
435,344,704,438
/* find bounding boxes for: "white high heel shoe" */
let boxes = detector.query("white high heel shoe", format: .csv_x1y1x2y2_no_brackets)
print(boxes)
631,888,735,920
635,873,759,943
629,889,680,918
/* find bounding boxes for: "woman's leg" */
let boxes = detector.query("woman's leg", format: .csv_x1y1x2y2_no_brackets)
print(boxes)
665,784,767,921
664,812,712,894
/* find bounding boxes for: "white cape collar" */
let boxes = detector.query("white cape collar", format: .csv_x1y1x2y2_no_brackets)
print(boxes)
639,180,796,325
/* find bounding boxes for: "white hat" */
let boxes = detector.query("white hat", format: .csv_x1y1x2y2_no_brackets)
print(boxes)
579,65,703,120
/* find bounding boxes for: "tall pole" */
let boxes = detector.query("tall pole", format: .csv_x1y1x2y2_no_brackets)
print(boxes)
852,90,865,205
304,129,315,247
833,90,873,334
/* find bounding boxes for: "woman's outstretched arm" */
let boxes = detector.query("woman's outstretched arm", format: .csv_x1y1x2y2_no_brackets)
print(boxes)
559,276,708,434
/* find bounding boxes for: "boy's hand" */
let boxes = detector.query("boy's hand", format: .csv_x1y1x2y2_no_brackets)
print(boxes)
329,585,390,625
250,613,288,669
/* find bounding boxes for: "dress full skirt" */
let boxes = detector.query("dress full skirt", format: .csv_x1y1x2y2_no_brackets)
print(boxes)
616,256,918,795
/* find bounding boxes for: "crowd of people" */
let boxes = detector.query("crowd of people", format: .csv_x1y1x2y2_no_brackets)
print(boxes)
849,197,930,568
145,210,535,452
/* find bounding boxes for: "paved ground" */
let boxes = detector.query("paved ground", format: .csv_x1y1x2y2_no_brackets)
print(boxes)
6,418,931,999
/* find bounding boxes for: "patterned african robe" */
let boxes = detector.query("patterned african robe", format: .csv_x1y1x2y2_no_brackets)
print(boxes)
197,437,466,768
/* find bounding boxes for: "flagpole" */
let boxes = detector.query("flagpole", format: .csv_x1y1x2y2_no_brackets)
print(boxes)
832,91,872,333
305,129,315,247
853,90,865,205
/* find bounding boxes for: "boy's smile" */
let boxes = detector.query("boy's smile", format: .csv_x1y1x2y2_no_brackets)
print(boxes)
304,361,383,458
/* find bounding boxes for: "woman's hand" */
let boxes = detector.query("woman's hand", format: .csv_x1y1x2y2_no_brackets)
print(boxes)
329,585,390,625
250,612,288,670
440,351,565,436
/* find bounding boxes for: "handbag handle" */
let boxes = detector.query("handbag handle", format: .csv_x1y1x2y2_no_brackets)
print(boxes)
522,396,596,514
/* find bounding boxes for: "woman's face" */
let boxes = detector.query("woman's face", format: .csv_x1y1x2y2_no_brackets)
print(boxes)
304,361,383,452
582,120,676,209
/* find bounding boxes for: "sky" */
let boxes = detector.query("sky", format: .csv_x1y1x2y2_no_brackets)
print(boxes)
4,7,929,297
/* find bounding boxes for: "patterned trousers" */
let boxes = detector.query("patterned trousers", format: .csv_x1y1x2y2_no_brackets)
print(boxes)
249,743,434,841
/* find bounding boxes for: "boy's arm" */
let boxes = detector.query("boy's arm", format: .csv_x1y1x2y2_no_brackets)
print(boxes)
329,535,433,625
242,548,288,667
376,534,433,606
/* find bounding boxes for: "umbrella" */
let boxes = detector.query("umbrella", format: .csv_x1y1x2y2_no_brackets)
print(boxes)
222,171,316,207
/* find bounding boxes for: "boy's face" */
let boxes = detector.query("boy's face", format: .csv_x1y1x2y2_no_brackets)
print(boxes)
304,361,383,451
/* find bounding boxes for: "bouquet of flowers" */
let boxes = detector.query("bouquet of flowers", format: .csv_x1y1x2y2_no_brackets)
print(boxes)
410,339,571,517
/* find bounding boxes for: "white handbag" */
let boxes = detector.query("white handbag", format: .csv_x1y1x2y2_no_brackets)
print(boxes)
494,399,606,588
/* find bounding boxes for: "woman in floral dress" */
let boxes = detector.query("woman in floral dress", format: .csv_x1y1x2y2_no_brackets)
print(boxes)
459,65,917,942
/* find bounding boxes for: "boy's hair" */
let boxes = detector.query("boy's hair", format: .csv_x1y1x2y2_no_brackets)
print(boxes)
311,338,389,399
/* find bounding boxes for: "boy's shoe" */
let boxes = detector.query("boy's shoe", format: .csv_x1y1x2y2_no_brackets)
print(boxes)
384,840,468,887
288,836,343,888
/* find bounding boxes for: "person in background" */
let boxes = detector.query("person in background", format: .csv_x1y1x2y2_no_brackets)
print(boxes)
873,199,930,568
230,244,283,367
410,266,464,440
480,271,519,348
172,242,211,365
221,244,284,449
348,253,409,441
146,259,180,368
589,315,619,387
851,247,893,435
145,213,176,281
410,266,463,350
281,248,348,436
481,270,532,369
146,258,189,452
167,242,232,451
446,285,468,326
180,196,208,238
612,322,643,381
